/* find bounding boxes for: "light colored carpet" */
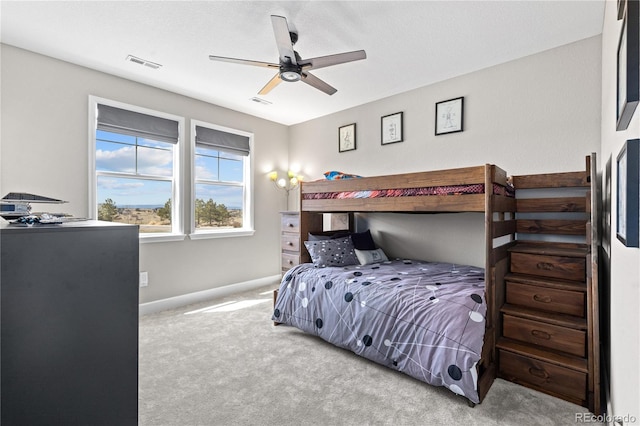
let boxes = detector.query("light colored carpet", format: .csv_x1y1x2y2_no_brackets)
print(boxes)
139,284,600,426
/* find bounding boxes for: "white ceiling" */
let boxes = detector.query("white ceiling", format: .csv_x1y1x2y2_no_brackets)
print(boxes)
1,1,604,126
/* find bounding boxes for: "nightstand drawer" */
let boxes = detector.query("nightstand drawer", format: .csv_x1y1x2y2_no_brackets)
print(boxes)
281,215,300,233
499,350,586,401
506,282,585,317
282,253,300,270
503,315,586,357
511,252,585,282
281,234,300,252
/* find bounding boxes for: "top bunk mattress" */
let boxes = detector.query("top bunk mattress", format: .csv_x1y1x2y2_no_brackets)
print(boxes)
302,182,514,201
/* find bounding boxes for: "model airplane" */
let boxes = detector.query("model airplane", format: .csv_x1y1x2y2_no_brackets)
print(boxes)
0,192,68,222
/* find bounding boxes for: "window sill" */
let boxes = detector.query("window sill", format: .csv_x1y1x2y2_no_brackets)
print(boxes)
139,234,187,244
189,229,255,240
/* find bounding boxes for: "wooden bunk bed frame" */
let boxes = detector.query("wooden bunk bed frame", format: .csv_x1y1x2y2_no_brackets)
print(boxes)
296,164,517,404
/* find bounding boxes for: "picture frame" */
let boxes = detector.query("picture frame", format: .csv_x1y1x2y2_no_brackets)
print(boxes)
381,112,403,145
616,139,639,247
435,97,464,135
616,0,639,131
338,123,356,152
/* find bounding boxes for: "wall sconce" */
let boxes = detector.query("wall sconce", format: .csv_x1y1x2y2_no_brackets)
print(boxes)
269,170,303,194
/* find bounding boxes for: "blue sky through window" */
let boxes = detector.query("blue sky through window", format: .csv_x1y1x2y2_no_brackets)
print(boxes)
193,144,244,209
96,131,244,209
195,146,243,183
97,176,171,208
96,130,174,207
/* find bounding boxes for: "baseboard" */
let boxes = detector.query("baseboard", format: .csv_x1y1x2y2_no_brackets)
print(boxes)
139,274,282,315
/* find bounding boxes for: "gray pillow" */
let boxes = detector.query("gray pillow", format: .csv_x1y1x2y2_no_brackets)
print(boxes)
307,230,351,241
304,236,359,268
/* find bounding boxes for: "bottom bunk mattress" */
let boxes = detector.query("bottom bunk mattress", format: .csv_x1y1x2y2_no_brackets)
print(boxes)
272,259,487,403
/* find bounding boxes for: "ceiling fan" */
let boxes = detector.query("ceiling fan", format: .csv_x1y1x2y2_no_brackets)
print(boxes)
208,15,366,96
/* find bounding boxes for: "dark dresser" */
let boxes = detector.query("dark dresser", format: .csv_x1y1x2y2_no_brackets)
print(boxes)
0,220,139,425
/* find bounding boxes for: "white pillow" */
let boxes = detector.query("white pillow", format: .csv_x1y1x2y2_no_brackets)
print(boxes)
354,248,388,265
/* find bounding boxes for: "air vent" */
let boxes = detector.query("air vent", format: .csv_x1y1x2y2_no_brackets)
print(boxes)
126,55,162,70
250,97,272,105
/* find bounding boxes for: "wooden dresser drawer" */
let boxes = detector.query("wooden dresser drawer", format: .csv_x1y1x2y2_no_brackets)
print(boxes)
281,215,300,233
499,350,586,401
281,234,300,252
503,315,586,357
281,253,300,270
510,252,585,282
506,282,585,317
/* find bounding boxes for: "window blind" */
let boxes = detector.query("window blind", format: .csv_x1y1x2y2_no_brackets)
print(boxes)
195,125,250,156
97,104,179,144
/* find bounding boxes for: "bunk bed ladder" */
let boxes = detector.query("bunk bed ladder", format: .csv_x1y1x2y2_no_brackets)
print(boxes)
496,154,601,415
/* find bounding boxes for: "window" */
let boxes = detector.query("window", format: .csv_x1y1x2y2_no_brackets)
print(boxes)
89,97,183,240
191,121,253,238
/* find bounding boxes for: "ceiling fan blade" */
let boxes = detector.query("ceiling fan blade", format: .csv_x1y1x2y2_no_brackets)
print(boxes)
299,50,366,70
209,55,279,69
271,15,297,65
258,73,282,95
301,71,337,95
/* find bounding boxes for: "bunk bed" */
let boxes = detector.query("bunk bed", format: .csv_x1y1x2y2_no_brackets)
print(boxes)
272,164,517,405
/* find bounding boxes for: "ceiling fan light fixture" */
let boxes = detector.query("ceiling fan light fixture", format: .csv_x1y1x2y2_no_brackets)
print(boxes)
281,70,301,82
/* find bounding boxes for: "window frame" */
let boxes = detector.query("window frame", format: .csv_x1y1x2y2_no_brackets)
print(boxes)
189,119,254,239
88,96,185,243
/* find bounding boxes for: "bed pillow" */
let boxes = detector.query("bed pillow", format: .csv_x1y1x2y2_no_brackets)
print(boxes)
304,236,359,268
324,171,362,180
307,233,331,241
355,248,389,265
307,230,351,241
350,229,377,250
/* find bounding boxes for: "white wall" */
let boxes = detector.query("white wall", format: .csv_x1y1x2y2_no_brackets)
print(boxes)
600,1,640,422
0,44,290,303
289,36,601,268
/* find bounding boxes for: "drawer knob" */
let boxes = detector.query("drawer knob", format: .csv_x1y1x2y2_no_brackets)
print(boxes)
531,329,551,340
528,367,550,380
536,262,555,270
533,294,552,303
288,260,293,265
287,241,294,246
287,223,294,227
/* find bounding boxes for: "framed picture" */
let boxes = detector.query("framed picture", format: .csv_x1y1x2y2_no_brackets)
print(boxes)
616,139,639,247
616,0,639,131
381,112,403,145
435,97,464,135
338,123,356,152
